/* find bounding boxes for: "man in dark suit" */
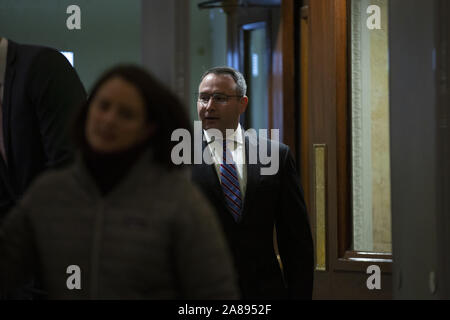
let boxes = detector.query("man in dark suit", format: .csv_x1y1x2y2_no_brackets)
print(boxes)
0,37,86,222
192,66,314,299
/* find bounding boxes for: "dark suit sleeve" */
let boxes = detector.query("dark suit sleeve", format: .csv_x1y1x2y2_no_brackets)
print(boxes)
0,204,37,297
275,146,314,299
27,49,86,168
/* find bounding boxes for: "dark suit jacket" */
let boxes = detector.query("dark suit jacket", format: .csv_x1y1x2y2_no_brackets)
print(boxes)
192,134,314,299
0,40,86,220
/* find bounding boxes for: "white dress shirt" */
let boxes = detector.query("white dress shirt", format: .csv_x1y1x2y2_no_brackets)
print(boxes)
204,123,247,200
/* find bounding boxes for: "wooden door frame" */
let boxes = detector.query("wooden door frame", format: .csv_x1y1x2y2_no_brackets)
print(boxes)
225,0,298,159
225,3,277,135
307,0,392,298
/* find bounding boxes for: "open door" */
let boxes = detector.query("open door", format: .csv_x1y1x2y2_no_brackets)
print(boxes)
303,0,393,299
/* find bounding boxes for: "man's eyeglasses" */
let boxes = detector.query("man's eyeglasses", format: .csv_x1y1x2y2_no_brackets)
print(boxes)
197,93,242,105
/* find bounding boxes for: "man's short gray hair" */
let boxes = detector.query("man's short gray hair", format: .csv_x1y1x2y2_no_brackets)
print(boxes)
200,66,247,96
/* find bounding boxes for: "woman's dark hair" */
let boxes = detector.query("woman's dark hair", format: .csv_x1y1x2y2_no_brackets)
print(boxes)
73,64,192,169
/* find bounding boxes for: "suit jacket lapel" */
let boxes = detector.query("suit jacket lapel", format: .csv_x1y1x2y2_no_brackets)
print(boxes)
193,139,230,216
241,134,261,220
193,134,260,225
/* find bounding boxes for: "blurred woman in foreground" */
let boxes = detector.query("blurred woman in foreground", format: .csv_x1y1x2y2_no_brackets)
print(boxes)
0,65,239,299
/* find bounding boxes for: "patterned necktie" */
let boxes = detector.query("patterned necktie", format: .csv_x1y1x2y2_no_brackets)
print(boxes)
220,140,242,222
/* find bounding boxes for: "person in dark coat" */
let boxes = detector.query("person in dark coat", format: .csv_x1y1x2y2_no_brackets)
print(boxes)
0,37,86,221
0,65,239,299
192,66,314,299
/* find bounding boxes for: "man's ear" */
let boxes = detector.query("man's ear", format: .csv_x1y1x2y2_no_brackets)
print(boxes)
240,96,249,114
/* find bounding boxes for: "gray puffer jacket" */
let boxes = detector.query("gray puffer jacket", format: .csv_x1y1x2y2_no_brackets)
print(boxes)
0,152,239,299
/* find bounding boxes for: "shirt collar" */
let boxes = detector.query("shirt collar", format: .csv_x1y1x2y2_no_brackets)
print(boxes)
204,123,244,145
0,38,8,87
